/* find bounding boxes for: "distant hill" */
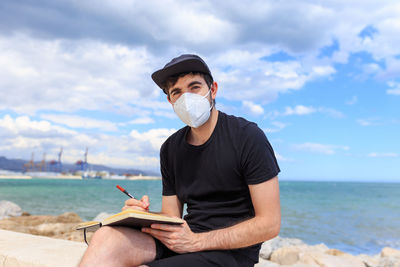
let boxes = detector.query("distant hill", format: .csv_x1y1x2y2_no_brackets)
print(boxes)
0,156,158,176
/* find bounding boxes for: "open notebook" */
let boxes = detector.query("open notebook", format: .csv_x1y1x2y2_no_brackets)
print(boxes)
76,209,184,231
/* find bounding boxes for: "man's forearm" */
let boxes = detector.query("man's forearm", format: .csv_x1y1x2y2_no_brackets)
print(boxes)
195,215,280,251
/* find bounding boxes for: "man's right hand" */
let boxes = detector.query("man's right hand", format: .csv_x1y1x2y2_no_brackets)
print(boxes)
122,195,150,211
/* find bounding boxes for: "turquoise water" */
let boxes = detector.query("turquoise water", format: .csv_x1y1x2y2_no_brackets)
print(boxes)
1,179,399,255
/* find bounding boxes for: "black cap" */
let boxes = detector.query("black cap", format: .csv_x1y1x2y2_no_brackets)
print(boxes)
151,54,213,94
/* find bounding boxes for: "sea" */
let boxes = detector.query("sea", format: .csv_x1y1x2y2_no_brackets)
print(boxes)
0,178,399,256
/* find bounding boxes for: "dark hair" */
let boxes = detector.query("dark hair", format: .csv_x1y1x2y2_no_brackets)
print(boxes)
161,72,215,106
161,72,213,94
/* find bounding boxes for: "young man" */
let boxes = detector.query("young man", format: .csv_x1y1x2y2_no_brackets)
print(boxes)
79,54,281,267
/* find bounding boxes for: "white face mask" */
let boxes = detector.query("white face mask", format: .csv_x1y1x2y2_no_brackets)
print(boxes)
173,89,213,128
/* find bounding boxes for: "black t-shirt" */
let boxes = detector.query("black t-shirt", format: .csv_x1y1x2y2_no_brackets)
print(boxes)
160,111,280,262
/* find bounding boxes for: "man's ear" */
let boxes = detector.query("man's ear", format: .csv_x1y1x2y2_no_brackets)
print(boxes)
167,94,172,104
211,81,218,100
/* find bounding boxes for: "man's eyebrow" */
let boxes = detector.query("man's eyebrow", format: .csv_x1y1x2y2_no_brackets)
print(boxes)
170,80,203,94
188,81,203,87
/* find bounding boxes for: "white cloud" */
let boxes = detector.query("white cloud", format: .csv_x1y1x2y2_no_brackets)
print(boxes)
274,152,291,162
359,8,400,61
312,66,336,76
264,121,288,133
317,107,344,118
40,114,119,131
293,142,349,155
121,117,155,125
387,89,400,95
129,128,176,152
386,81,400,95
268,105,343,118
242,101,264,115
153,110,177,119
213,52,336,102
2,0,400,175
368,152,398,158
283,105,316,116
363,63,381,75
0,114,176,171
0,114,75,138
1,1,400,79
0,35,158,115
2,1,399,111
0,0,238,52
87,152,160,171
357,118,381,126
145,3,237,47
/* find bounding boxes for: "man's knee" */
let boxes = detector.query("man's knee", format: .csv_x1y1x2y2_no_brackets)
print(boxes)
94,226,156,257
81,226,156,266
89,226,115,244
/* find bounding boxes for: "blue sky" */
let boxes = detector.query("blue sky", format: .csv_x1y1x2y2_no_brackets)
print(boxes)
0,1,399,181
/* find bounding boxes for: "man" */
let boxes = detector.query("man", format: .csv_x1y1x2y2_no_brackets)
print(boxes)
80,54,281,267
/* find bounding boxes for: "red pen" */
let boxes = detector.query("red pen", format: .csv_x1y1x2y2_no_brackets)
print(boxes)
116,185,149,211
116,185,135,199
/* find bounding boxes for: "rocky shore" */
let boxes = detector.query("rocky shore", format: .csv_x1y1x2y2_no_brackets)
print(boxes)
1,200,399,267
0,200,94,243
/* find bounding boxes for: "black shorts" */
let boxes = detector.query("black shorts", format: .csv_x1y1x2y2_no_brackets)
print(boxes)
146,239,256,267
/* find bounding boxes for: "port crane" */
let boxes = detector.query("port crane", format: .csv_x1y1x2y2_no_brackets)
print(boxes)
49,147,63,172
76,147,89,171
35,153,46,172
23,152,35,172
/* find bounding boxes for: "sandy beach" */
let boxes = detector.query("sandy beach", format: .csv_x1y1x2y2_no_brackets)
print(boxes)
126,175,161,180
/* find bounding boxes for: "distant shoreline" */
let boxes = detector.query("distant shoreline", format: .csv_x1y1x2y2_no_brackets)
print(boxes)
0,175,161,180
125,175,161,180
0,175,32,179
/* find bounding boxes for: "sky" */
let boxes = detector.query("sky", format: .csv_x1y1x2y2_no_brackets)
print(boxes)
0,1,399,182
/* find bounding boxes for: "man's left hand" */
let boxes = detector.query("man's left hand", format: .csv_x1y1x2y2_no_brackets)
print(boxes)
141,221,202,254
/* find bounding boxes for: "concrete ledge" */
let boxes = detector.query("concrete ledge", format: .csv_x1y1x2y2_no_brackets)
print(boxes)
0,229,87,267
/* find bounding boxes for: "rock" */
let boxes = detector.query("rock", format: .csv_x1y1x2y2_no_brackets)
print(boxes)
310,243,330,252
270,246,307,265
0,212,86,242
54,212,82,223
381,247,400,259
298,250,366,267
326,248,347,256
254,258,281,267
33,222,74,236
289,264,320,267
357,254,380,267
376,247,400,267
92,212,113,222
378,256,400,267
0,200,22,219
270,243,330,265
269,243,366,267
259,236,305,260
0,229,87,267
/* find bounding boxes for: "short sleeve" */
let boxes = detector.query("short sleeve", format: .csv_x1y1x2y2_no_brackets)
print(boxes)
160,142,176,196
240,123,280,184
